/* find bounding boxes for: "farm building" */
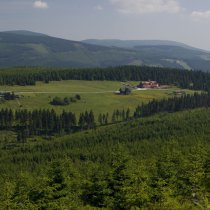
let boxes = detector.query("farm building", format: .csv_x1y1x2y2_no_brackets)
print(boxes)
137,80,159,89
0,91,19,100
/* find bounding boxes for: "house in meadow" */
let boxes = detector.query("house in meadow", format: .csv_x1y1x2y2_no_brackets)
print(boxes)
137,80,159,89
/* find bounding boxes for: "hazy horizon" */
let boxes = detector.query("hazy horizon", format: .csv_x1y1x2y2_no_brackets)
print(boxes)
1,0,210,50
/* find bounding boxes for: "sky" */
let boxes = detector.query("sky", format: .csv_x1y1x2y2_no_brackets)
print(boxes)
1,0,210,50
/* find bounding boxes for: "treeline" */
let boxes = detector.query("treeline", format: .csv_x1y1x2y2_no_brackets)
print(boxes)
1,93,210,142
112,108,130,123
1,66,210,91
0,109,95,141
134,92,210,118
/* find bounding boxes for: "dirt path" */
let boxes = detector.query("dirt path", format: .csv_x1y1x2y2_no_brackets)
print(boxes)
2,88,172,95
16,91,117,94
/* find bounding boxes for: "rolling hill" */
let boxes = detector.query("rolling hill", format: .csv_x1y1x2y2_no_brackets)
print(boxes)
82,39,192,49
1,30,210,71
83,39,210,70
0,30,137,68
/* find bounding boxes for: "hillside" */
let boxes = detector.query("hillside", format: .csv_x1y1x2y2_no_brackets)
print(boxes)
1,30,210,70
0,31,136,68
0,65,209,208
82,39,192,49
0,108,210,209
83,39,210,70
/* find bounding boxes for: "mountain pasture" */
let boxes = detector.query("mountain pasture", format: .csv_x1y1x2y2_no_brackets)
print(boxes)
0,80,196,118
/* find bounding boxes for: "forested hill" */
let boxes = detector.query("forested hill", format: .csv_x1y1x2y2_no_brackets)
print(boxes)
0,31,137,68
0,108,210,209
1,30,210,70
82,39,192,49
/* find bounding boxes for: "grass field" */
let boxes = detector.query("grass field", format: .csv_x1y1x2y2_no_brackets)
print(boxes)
0,80,196,118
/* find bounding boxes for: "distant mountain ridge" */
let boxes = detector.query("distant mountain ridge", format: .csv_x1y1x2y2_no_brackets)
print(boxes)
0,30,210,71
3,30,47,37
82,39,189,48
82,39,210,53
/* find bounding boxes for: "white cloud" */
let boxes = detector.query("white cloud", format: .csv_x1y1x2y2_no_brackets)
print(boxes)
191,10,210,18
110,0,181,15
95,5,103,11
33,0,48,9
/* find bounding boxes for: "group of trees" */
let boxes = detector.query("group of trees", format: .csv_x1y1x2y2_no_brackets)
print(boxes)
98,113,109,125
0,91,17,100
78,111,95,130
119,87,132,95
81,146,210,210
0,92,18,104
2,92,17,100
112,108,130,123
1,66,210,92
50,94,81,106
0,109,96,141
134,92,210,118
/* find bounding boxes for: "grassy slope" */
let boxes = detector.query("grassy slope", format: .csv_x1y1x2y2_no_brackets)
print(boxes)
0,80,196,118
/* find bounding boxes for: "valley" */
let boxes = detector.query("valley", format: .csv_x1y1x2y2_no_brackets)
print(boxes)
0,66,209,209
1,1,210,208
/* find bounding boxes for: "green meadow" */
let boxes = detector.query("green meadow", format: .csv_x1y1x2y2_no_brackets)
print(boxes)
0,80,196,118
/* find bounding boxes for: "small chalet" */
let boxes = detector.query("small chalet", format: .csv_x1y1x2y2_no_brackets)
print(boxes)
137,80,159,89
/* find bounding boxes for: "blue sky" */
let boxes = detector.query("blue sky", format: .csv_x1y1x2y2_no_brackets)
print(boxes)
1,0,210,50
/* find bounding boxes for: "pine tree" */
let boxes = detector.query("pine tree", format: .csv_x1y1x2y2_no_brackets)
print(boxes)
112,111,116,123
79,113,85,130
126,108,130,121
98,113,103,126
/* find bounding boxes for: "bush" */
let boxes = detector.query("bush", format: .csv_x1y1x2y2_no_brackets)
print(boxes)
50,95,81,106
75,94,81,100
